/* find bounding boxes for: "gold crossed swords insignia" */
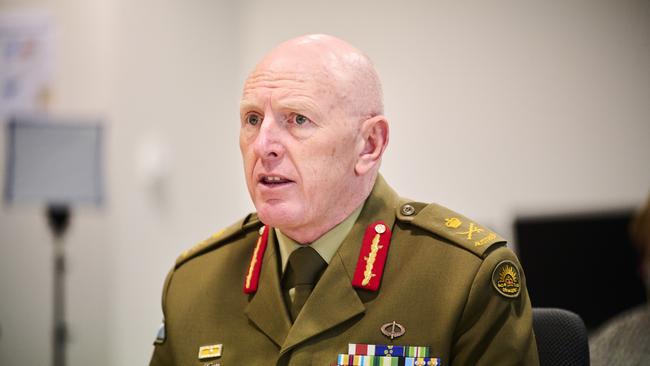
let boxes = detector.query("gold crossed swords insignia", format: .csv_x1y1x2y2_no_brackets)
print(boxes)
446,218,493,244
458,222,483,240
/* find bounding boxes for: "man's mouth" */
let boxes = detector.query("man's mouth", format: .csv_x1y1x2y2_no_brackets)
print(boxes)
259,175,294,186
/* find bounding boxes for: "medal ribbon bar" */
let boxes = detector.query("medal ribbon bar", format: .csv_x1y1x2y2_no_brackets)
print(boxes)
347,344,431,357
337,354,441,366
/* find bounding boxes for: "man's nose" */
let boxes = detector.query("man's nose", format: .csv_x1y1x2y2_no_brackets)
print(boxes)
253,114,285,160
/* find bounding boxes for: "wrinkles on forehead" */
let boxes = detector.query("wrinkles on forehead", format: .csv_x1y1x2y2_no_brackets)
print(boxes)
241,68,338,123
242,35,383,122
243,68,332,95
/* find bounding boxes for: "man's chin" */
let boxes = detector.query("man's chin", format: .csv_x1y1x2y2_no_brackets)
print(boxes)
254,203,301,229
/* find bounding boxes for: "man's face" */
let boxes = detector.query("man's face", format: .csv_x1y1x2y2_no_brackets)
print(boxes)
239,56,360,238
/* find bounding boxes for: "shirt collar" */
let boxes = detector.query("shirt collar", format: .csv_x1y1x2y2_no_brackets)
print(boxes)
275,204,364,273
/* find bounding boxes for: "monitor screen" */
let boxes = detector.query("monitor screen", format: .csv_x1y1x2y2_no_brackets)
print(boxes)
515,210,646,331
4,115,103,205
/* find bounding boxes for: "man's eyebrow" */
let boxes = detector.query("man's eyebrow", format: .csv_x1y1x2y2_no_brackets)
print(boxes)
239,99,260,113
239,95,323,120
275,97,321,117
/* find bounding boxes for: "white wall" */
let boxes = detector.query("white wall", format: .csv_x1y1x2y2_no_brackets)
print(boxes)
1,0,243,365
108,1,242,365
1,1,115,365
1,0,649,365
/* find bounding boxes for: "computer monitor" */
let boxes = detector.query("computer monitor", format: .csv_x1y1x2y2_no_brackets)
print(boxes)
515,210,646,331
4,115,103,206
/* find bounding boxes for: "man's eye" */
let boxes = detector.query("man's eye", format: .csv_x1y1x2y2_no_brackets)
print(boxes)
294,114,309,125
246,114,261,126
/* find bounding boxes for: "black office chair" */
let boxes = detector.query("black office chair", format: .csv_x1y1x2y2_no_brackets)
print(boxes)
533,308,590,366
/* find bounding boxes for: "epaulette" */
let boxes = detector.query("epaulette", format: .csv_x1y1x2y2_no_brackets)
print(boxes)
395,199,506,258
175,212,262,268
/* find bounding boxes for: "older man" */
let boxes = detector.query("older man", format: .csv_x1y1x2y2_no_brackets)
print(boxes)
150,34,539,365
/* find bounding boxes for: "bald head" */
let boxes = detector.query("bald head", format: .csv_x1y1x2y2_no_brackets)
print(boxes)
247,34,384,120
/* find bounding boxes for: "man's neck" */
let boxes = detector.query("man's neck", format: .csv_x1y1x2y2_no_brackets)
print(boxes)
280,205,361,244
279,173,377,243
276,204,364,272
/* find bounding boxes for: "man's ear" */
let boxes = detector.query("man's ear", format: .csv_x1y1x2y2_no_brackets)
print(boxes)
355,116,389,176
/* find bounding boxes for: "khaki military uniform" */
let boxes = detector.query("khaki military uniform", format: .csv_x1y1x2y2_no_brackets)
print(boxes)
150,176,539,365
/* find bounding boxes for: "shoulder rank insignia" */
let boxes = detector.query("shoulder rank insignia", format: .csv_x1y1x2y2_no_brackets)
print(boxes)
243,225,270,294
406,202,506,257
492,260,521,298
352,222,392,291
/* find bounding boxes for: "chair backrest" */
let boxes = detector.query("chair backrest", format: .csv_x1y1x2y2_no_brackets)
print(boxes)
533,308,590,366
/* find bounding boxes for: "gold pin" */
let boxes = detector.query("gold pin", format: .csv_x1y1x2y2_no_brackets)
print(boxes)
198,344,222,360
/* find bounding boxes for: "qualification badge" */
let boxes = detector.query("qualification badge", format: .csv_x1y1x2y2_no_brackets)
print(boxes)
198,344,222,360
380,321,406,340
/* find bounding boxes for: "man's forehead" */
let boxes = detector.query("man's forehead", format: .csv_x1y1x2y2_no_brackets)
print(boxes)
240,70,333,118
241,61,336,103
245,68,314,88
256,35,342,70
244,37,349,91
249,50,336,81
240,34,383,118
244,67,331,91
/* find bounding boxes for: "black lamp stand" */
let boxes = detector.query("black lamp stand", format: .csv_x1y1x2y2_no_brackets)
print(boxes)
47,204,70,366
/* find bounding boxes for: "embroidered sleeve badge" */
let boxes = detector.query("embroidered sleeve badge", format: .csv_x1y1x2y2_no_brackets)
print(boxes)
491,260,521,298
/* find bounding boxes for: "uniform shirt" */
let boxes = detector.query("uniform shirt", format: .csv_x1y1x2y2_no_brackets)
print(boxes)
150,175,539,366
276,205,362,302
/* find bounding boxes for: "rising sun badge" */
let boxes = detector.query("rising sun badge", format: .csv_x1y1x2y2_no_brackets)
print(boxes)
491,260,521,298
